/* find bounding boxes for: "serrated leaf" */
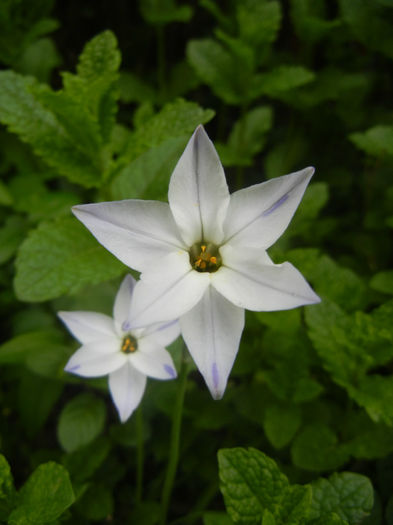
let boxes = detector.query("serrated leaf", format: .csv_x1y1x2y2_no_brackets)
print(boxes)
63,30,121,143
350,126,393,157
348,375,393,425
57,393,106,453
120,99,214,163
291,424,350,472
0,71,103,188
276,484,312,525
309,472,373,524
218,448,288,524
14,216,125,302
0,455,16,520
370,270,393,295
263,403,302,449
8,462,74,525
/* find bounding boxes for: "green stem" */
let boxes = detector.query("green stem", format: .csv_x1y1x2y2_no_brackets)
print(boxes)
160,349,189,525
135,404,144,503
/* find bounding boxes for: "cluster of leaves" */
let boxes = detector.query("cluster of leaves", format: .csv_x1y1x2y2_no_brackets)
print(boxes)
0,0,392,523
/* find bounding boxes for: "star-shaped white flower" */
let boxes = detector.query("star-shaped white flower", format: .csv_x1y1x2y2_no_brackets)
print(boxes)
58,274,179,422
72,126,320,399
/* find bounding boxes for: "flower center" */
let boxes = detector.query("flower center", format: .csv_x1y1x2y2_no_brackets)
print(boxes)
189,242,222,273
121,334,138,354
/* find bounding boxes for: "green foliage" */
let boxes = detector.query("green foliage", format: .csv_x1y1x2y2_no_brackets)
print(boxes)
0,1,392,523
218,448,373,524
14,216,125,302
8,462,74,524
350,126,393,158
57,393,107,453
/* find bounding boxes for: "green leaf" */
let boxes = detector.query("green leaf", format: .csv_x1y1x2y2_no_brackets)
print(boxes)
262,509,277,525
348,375,393,426
14,216,125,302
139,0,193,25
350,126,393,158
63,30,121,143
257,66,315,97
263,403,302,449
187,38,254,105
0,71,103,188
15,37,61,83
286,183,329,237
0,455,16,520
118,72,156,103
8,462,74,525
57,393,106,453
340,0,393,59
237,0,282,48
309,472,373,524
217,106,273,166
370,270,393,295
0,330,65,365
0,180,12,205
0,216,26,265
111,135,187,200
120,99,214,163
276,484,312,525
18,373,64,437
290,0,341,43
62,437,111,484
218,447,288,524
291,424,350,472
203,511,235,525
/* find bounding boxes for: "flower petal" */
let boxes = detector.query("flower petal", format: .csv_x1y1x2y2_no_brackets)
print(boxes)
65,340,126,377
58,311,116,344
180,286,245,400
72,200,185,272
168,125,230,246
212,250,321,311
130,341,177,380
113,274,136,333
141,319,181,347
109,363,147,422
130,251,210,327
223,167,315,250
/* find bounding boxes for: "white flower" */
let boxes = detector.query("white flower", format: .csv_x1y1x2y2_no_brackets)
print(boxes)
58,274,179,422
72,126,320,399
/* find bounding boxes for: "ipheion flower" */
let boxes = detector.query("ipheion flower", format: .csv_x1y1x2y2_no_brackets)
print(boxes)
73,125,320,399
59,274,179,422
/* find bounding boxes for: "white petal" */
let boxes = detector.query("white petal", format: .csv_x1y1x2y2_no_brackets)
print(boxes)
180,286,245,399
130,341,177,380
212,250,321,311
113,274,136,333
223,167,315,250
141,319,181,347
168,125,230,246
109,363,147,422
129,251,210,327
72,200,185,272
58,311,116,344
65,340,126,377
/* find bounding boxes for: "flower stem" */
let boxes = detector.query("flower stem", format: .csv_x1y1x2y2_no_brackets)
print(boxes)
160,348,189,524
135,404,144,503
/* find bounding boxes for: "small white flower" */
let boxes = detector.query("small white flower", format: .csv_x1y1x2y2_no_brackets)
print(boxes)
59,274,179,422
72,126,320,399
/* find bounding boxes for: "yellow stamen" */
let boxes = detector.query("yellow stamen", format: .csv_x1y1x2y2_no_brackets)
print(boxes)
121,335,137,354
